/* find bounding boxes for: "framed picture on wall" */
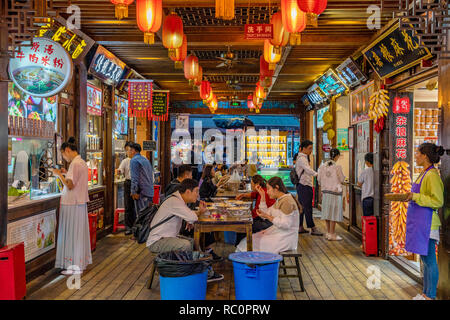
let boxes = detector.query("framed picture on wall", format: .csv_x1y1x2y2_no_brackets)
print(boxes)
348,127,354,149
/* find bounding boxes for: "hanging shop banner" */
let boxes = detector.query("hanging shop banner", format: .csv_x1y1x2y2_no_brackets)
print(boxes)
315,69,348,98
151,90,170,121
390,92,414,163
88,45,126,85
350,80,375,125
87,84,102,116
115,95,128,135
8,38,73,98
128,81,153,118
337,128,349,151
7,209,57,262
88,190,105,230
36,16,95,64
307,83,327,107
245,24,274,40
362,22,432,79
335,57,367,89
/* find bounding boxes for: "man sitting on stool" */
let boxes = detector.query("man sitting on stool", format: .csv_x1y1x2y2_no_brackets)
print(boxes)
146,179,224,282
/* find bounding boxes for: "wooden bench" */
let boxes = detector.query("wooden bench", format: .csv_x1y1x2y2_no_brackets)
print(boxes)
279,250,305,292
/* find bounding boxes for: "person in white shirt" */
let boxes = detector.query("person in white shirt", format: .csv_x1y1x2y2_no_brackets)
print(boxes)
51,137,92,275
117,141,134,235
147,179,224,282
317,149,346,241
295,140,323,236
357,153,374,216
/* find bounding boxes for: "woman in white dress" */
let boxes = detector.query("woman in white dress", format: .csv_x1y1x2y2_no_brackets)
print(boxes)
317,148,346,241
236,177,301,254
51,137,92,275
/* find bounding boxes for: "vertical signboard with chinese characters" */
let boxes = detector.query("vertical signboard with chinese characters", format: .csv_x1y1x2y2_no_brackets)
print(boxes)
128,81,153,118
151,90,170,121
390,93,414,164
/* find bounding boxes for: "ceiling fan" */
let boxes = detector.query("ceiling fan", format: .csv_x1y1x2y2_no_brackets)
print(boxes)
215,46,255,69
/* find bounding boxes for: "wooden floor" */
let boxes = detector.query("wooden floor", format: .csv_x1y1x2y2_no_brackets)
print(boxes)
27,220,421,300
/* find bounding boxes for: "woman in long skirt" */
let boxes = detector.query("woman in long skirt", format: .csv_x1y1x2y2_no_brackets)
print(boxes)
51,137,92,275
317,149,346,241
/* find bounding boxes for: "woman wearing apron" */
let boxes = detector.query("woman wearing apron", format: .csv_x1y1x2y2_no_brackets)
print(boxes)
405,143,444,300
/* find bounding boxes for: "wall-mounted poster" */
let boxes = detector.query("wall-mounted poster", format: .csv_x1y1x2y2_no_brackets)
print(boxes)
176,115,189,130
87,84,102,116
115,95,128,135
337,128,349,151
350,80,375,125
7,209,57,262
8,82,57,122
316,105,329,129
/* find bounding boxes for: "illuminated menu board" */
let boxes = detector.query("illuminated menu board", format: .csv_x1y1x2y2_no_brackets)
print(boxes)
307,83,326,106
336,58,367,89
316,69,347,98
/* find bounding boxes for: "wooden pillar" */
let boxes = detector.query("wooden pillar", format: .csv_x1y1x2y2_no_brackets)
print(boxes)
104,85,114,226
0,24,8,248
75,64,88,160
437,36,450,300
158,119,171,191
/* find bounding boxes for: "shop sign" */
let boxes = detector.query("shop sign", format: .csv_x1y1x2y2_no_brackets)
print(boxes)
315,69,348,98
151,90,170,121
307,83,327,106
128,80,153,118
88,190,105,230
245,24,273,40
322,144,331,152
350,80,375,125
390,92,413,162
87,84,102,116
143,140,157,151
37,16,95,64
8,38,73,98
89,45,126,85
335,57,367,89
337,128,349,151
362,22,432,79
7,209,57,262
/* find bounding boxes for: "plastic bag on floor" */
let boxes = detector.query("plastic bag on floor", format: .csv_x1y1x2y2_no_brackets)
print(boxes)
155,251,212,278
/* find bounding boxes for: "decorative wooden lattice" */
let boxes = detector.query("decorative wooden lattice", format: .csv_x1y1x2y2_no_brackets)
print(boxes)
0,0,56,56
192,49,261,60
174,7,277,27
392,0,450,59
207,75,260,84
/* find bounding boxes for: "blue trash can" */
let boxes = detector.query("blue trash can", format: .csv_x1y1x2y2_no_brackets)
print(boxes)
229,251,282,300
224,231,237,245
159,271,208,300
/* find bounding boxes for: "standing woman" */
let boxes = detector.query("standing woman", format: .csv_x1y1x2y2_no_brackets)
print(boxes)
317,149,346,241
406,143,444,300
51,137,92,275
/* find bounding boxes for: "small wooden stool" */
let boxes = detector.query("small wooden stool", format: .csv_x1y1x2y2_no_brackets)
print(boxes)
146,253,158,289
279,250,305,292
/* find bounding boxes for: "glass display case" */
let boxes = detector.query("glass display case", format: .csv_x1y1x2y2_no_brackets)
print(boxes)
86,113,104,188
246,133,287,168
8,136,61,203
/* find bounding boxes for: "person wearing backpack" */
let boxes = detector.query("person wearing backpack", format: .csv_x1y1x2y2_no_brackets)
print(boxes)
290,153,300,186
146,178,224,282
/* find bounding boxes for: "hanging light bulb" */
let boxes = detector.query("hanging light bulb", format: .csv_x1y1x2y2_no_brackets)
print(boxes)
135,0,162,45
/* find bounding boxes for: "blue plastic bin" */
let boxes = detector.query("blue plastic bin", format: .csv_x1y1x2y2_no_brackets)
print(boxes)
224,231,237,245
159,270,208,300
229,252,282,300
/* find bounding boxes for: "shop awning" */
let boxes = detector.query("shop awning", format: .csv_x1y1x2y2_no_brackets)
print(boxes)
247,116,300,129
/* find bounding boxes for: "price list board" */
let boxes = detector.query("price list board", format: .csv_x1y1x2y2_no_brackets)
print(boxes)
151,90,170,121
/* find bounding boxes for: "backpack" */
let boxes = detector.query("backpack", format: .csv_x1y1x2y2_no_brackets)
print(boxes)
290,168,300,185
132,196,175,244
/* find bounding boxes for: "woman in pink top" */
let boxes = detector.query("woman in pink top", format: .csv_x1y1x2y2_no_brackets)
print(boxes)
51,137,92,275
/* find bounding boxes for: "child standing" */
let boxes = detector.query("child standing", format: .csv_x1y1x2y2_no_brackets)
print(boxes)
357,153,374,216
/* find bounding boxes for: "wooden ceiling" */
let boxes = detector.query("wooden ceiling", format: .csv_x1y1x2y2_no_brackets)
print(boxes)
53,0,397,102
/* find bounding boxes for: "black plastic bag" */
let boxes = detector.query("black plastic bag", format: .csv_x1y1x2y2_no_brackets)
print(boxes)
155,251,212,278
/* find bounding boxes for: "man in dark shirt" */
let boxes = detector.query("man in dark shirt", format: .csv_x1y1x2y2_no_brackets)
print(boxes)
130,143,154,214
165,164,193,197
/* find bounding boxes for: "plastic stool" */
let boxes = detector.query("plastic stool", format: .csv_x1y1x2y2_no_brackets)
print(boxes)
153,185,160,204
113,208,126,233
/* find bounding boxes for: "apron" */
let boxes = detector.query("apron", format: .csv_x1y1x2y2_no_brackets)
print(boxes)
404,166,434,256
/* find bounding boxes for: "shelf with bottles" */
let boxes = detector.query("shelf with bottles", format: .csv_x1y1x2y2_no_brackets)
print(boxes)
246,136,287,144
86,152,104,188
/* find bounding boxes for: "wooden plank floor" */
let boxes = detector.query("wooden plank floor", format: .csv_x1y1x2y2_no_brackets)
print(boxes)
26,220,421,300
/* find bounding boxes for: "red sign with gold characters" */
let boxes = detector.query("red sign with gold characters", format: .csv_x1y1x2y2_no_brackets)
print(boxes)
390,93,413,162
128,81,153,118
245,24,273,40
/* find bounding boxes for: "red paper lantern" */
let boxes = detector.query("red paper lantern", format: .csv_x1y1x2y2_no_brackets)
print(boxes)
136,0,162,44
200,80,212,102
111,0,134,20
194,65,203,87
264,40,281,71
162,12,184,55
247,94,255,110
255,81,267,99
169,34,187,69
184,54,199,86
260,75,272,88
209,95,218,113
297,0,327,27
281,0,307,45
260,55,274,82
270,12,290,53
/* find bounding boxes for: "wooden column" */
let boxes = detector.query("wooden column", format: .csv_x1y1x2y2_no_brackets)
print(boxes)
104,85,114,226
75,64,88,160
0,24,8,248
437,37,450,300
158,119,171,192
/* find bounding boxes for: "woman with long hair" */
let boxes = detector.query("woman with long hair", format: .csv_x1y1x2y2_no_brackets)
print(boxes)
407,143,444,300
317,149,346,241
236,177,301,254
199,164,217,200
51,137,92,275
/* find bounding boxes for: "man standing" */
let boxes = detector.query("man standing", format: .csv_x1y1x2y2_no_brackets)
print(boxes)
117,141,134,235
130,143,154,214
295,140,323,236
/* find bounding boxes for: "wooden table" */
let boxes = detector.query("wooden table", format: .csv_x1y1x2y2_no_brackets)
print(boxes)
193,213,253,252
215,185,251,198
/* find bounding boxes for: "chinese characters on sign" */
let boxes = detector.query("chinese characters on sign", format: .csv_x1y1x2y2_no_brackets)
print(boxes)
8,38,73,98
87,84,102,116
128,81,153,119
390,93,413,162
88,45,126,85
245,24,274,40
151,91,170,121
362,23,432,79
